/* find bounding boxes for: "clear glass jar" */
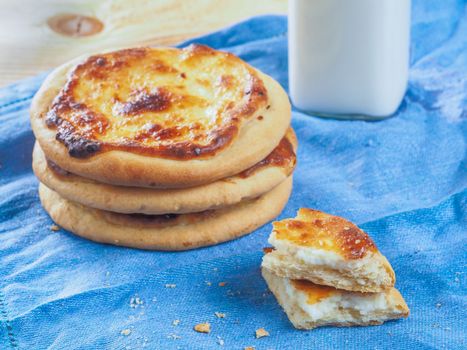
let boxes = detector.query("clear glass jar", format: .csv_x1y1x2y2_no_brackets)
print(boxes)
288,0,411,119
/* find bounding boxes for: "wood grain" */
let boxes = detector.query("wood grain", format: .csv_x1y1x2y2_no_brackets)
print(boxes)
0,0,287,87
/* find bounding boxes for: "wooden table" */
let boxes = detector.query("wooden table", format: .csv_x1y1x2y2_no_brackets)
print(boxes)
0,0,287,87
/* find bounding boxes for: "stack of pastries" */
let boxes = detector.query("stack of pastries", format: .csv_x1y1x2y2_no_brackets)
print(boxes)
30,44,296,250
262,209,409,329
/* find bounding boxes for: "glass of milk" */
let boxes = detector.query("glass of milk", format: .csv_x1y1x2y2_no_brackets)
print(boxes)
289,0,411,119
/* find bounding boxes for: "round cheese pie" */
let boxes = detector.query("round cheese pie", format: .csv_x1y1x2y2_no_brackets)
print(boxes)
38,178,293,251
30,45,291,188
33,129,297,215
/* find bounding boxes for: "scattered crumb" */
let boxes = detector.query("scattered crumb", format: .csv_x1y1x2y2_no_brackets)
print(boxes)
165,284,177,288
130,296,144,308
120,329,132,336
255,328,270,338
436,303,442,308
194,322,211,333
50,224,60,231
217,336,225,346
172,319,180,326
215,312,226,318
226,290,241,297
244,347,255,350
205,281,212,286
218,282,227,287
167,333,181,340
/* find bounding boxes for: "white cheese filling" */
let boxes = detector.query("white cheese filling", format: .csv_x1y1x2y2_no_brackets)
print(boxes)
269,233,382,279
282,277,389,321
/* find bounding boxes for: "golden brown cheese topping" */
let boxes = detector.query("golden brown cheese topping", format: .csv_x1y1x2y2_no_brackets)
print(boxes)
273,208,376,260
239,130,296,178
44,45,268,159
291,279,336,304
46,131,296,179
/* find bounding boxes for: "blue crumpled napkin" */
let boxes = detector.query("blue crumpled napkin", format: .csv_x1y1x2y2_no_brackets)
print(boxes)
1,0,466,349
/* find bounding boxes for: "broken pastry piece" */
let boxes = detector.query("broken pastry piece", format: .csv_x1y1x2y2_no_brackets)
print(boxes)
262,208,395,292
262,269,409,330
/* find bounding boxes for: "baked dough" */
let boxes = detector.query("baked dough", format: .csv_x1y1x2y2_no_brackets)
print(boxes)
262,209,395,292
262,269,409,330
38,177,293,251
33,129,297,214
30,45,291,188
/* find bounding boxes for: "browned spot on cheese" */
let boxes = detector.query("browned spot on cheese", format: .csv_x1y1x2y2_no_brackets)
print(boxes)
116,88,172,116
43,44,268,159
239,132,296,178
218,75,235,89
291,279,336,304
263,247,275,254
273,208,376,260
150,59,178,73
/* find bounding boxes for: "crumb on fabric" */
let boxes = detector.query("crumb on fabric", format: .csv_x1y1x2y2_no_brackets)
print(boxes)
218,282,227,287
244,347,255,350
130,296,144,308
215,312,226,318
205,281,212,286
194,322,211,333
255,328,269,338
165,284,177,288
50,224,60,231
120,329,131,336
167,333,181,339
217,336,225,346
173,319,180,326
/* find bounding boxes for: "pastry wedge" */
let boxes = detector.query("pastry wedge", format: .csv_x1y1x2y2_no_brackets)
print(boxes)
262,208,395,292
262,269,409,330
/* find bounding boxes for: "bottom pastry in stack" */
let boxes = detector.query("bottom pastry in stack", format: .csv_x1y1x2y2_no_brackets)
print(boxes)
261,208,409,329
34,129,297,250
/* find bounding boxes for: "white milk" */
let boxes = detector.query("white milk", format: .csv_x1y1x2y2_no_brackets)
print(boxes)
289,0,411,119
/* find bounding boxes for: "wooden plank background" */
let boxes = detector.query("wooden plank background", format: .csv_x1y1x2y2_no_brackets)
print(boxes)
0,0,287,87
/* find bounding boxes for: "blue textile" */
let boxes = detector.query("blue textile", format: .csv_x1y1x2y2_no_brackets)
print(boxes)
0,0,466,348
